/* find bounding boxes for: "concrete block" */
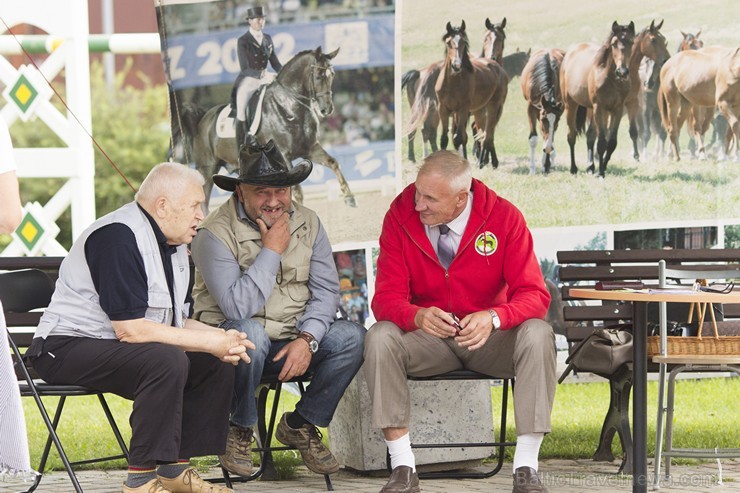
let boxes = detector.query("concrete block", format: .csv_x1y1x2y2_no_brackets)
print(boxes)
328,369,496,471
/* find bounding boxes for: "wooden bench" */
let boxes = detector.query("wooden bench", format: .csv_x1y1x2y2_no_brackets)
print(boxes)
555,248,740,474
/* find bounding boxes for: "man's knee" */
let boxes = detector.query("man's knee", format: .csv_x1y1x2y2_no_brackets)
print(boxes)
328,319,366,355
145,343,191,384
515,319,556,359
364,321,403,359
224,319,270,354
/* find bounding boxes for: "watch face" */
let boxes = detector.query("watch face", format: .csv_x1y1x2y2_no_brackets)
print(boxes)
309,340,319,353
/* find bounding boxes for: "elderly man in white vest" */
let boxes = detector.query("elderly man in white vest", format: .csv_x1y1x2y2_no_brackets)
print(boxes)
28,163,254,493
191,140,365,478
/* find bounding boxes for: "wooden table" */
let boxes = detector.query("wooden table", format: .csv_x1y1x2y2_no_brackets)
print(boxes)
569,288,740,493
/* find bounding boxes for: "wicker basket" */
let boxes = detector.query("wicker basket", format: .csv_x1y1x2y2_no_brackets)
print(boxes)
647,335,740,356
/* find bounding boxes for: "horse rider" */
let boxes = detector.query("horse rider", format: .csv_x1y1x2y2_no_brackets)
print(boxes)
231,6,283,152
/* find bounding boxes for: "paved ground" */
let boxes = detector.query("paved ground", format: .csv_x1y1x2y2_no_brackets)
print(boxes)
2,458,738,493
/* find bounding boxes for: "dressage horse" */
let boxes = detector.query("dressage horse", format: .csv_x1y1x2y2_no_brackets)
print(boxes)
520,47,565,174
435,21,508,166
624,20,669,161
658,45,727,160
404,17,507,163
560,21,635,177
176,47,355,209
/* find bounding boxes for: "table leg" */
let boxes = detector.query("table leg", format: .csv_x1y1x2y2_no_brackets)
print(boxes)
632,301,648,493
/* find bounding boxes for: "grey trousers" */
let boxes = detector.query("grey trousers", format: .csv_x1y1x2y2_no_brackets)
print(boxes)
363,319,557,435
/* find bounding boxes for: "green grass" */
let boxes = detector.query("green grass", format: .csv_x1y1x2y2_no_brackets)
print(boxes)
22,377,740,473
492,376,740,462
400,0,740,228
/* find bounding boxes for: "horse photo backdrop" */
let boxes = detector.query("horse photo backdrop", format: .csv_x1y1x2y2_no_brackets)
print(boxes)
156,0,395,245
401,0,739,250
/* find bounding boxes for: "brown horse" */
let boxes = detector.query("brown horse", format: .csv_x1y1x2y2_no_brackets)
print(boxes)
678,29,703,52
715,47,740,160
560,21,636,177
402,63,441,162
658,45,727,160
404,17,507,162
638,29,703,158
520,47,565,174
480,17,506,62
435,21,508,166
624,20,669,161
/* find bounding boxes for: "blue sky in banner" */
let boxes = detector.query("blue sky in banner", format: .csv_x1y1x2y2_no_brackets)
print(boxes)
166,15,394,90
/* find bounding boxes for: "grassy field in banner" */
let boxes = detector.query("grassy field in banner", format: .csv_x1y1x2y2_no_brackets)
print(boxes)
399,0,740,229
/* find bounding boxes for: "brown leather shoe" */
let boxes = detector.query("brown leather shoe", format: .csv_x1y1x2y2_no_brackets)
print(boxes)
122,478,170,492
380,465,420,493
512,466,548,493
158,468,233,493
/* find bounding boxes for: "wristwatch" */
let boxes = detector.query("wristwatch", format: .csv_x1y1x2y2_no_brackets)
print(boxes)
297,332,319,354
488,309,501,331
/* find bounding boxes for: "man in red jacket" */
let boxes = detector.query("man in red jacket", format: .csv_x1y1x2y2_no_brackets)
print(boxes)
365,150,556,493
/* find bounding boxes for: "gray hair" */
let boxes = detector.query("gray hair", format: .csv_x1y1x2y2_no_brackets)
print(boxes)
417,150,472,193
135,162,205,205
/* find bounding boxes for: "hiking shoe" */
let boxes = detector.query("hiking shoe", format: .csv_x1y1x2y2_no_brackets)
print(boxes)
158,468,232,493
275,412,340,474
218,425,254,477
122,479,171,493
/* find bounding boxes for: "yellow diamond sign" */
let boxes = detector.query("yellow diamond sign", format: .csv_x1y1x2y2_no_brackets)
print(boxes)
11,202,60,256
3,65,50,122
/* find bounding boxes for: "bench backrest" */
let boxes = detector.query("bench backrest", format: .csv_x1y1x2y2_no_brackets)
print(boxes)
556,249,740,342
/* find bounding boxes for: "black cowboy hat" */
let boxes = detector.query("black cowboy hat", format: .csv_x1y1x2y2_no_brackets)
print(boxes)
245,7,265,19
212,140,313,191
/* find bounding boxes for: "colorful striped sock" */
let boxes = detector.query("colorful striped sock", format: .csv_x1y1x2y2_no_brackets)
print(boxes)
157,460,190,479
125,465,157,489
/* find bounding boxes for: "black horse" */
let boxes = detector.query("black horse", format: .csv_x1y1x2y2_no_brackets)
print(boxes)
177,47,356,210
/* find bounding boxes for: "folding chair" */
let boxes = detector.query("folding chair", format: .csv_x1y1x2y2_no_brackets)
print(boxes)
388,370,516,480
1,269,130,493
652,260,740,489
212,374,334,491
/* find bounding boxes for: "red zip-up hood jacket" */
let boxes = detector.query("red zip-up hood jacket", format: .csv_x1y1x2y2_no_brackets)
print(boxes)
372,178,550,332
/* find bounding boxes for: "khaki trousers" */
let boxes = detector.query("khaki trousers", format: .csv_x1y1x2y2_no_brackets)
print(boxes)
363,319,557,435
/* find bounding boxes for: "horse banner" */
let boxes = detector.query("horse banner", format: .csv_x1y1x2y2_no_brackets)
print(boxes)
154,0,397,245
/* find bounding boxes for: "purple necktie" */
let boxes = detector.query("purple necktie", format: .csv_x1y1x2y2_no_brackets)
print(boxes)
437,224,455,268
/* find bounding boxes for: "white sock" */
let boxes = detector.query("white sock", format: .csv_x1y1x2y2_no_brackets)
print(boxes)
513,433,544,473
386,433,416,472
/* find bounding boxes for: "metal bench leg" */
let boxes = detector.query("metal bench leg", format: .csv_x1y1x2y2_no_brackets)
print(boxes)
593,367,632,474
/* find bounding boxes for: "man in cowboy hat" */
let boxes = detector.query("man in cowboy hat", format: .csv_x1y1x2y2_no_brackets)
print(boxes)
231,6,282,150
191,140,365,478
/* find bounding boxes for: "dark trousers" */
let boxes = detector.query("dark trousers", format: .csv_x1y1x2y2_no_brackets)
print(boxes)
31,336,233,465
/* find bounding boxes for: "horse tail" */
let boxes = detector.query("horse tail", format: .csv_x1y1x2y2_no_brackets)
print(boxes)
401,69,420,90
575,105,588,135
404,68,439,138
657,84,669,131
175,103,207,162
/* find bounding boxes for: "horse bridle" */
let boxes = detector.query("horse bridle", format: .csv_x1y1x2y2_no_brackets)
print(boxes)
277,61,334,117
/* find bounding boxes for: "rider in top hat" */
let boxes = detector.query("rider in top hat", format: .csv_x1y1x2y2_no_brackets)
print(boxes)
231,6,283,152
190,140,365,479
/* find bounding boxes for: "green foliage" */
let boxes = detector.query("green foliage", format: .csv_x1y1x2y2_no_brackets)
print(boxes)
725,225,740,248
9,59,170,250
88,60,170,218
